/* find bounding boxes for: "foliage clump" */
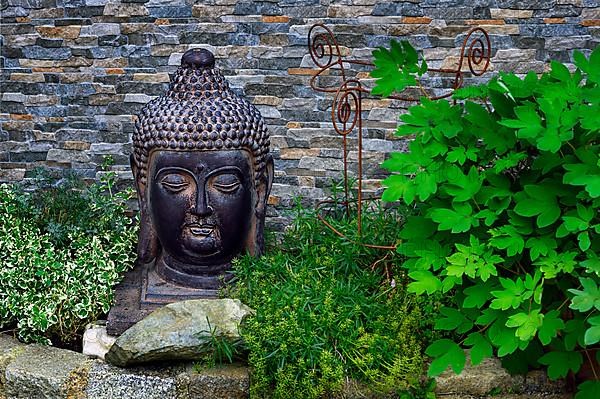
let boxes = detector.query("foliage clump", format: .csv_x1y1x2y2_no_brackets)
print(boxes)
0,162,138,345
374,42,600,398
230,199,438,399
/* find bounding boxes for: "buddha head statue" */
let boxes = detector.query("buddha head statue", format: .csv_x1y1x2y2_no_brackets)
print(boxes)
131,48,273,290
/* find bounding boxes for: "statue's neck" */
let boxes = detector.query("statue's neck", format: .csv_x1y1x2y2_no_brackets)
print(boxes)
155,253,232,289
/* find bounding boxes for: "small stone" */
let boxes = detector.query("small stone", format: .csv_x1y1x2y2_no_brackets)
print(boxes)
25,94,59,106
255,105,281,119
490,8,534,18
36,25,81,39
10,72,46,83
1,93,26,103
103,2,149,17
105,299,253,367
82,322,117,360
124,93,157,103
90,143,125,154
46,149,91,163
132,73,171,83
80,23,121,37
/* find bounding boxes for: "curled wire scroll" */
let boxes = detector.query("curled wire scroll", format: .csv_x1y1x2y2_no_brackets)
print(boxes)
458,27,491,77
332,79,362,136
308,24,344,72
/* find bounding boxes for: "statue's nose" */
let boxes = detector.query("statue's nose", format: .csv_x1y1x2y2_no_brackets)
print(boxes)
191,186,213,217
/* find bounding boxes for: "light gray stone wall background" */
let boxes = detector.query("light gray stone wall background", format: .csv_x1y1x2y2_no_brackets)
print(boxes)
1,0,598,229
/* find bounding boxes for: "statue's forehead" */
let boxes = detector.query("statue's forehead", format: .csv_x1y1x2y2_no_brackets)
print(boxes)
148,149,253,173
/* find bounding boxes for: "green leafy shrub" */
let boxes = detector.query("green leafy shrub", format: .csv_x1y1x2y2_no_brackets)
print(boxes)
374,43,600,397
230,197,439,399
0,164,138,345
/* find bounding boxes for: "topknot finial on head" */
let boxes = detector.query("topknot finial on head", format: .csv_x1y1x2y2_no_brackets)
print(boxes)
181,48,215,69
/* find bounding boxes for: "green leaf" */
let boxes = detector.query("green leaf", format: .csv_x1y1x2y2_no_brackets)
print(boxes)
490,277,526,310
575,380,600,399
408,270,442,295
538,310,565,346
538,351,583,380
435,306,473,333
382,174,416,204
463,282,494,308
414,171,438,201
569,278,600,312
425,339,466,377
489,225,524,257
514,185,561,228
549,60,572,82
429,203,477,233
574,47,600,84
578,231,591,252
525,236,557,261
498,104,542,139
563,163,600,198
581,255,600,275
506,309,543,341
488,319,520,357
584,315,600,346
444,166,483,202
371,39,426,97
564,318,586,351
464,332,492,366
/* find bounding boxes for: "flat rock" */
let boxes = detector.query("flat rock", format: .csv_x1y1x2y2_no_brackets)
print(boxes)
435,354,568,398
105,299,252,367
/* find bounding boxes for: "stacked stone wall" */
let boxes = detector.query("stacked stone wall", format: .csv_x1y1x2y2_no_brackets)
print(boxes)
0,0,598,228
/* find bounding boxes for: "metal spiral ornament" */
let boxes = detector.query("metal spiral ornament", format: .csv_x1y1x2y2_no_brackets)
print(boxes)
332,79,362,136
308,23,342,69
463,27,491,76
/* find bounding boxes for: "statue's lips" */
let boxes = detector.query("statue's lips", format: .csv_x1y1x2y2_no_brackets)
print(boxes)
186,223,215,237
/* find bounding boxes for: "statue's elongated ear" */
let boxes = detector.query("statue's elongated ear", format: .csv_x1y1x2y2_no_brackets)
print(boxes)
256,154,274,219
130,154,159,263
252,154,274,255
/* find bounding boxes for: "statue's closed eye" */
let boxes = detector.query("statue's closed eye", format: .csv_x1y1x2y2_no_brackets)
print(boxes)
212,173,241,193
160,174,189,193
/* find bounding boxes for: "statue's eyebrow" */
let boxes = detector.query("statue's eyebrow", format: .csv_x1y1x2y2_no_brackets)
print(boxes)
154,166,194,178
205,166,243,178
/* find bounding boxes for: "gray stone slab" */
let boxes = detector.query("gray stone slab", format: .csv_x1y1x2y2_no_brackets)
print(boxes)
85,360,178,399
179,364,249,399
4,344,91,399
0,335,27,393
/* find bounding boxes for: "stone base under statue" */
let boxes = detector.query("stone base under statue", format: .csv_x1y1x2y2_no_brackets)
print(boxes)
106,262,221,336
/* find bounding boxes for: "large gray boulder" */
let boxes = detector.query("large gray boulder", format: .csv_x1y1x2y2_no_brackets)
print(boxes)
105,299,252,367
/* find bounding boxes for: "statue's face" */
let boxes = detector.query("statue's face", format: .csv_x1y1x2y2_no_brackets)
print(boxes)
146,149,254,273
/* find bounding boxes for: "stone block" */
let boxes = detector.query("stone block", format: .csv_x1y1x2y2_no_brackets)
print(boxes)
80,23,121,37
62,141,91,151
85,361,178,399
46,149,90,163
179,364,250,399
490,8,534,18
4,344,91,399
104,2,149,17
35,25,81,39
147,6,192,18
9,73,45,83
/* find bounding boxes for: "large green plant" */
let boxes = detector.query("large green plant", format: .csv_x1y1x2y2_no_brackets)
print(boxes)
0,163,138,344
374,44,600,398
